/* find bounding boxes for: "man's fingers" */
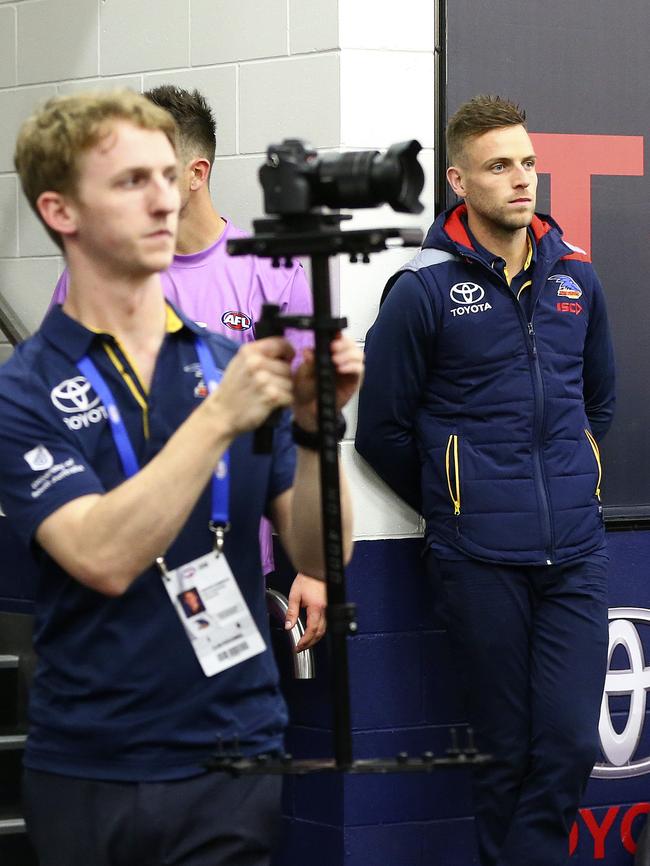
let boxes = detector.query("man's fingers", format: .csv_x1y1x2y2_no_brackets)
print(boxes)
253,336,295,362
284,587,300,631
295,604,326,651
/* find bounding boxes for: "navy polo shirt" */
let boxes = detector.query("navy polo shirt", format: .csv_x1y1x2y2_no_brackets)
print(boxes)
0,303,295,781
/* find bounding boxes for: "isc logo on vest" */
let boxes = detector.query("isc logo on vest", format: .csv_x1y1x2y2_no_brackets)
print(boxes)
449,283,493,318
221,311,252,331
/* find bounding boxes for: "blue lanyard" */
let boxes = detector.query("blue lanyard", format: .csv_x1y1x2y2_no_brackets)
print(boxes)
194,337,230,529
77,336,229,533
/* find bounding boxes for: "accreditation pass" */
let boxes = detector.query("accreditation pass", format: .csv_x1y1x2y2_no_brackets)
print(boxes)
164,550,266,677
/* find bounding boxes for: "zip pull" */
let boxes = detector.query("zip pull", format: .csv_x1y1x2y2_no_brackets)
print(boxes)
527,321,537,356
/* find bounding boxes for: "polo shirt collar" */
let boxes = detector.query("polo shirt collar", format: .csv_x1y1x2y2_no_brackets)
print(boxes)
461,214,537,272
41,301,202,363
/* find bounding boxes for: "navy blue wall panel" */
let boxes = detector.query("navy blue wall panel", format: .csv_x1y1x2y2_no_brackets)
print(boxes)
274,533,650,865
2,524,649,864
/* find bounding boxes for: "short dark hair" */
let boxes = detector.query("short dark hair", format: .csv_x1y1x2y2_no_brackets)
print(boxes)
446,95,527,166
145,85,216,166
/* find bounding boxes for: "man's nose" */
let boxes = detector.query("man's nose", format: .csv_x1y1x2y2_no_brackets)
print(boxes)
149,175,178,214
513,164,530,187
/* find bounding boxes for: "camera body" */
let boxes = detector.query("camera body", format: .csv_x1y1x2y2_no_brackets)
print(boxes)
259,138,424,217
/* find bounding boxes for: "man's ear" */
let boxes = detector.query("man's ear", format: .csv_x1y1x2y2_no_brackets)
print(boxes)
188,157,211,191
36,191,79,240
446,165,466,198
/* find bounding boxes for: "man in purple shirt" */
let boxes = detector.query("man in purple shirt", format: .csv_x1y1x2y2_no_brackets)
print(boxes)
50,85,321,649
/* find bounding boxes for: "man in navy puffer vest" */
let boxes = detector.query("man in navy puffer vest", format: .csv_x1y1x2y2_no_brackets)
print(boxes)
356,95,615,866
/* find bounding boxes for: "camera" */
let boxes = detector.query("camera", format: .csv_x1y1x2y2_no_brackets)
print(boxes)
259,138,424,217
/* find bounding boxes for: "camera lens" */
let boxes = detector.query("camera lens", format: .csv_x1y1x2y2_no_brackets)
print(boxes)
260,139,424,216
313,141,424,214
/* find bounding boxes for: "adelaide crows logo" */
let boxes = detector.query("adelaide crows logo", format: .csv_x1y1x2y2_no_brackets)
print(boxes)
548,274,582,300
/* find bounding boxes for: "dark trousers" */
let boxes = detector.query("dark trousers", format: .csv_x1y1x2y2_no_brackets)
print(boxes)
426,552,609,866
23,768,282,866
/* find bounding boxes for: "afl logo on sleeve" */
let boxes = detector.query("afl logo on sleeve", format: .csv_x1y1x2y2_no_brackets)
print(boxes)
23,445,54,472
221,311,252,331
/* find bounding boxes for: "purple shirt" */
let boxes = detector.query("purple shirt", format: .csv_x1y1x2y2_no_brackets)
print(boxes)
50,219,313,575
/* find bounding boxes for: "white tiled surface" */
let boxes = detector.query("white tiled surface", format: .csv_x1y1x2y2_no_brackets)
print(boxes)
290,0,339,53
18,194,60,258
339,246,417,342
0,5,16,88
191,0,288,66
0,257,60,334
0,84,57,172
211,155,266,231
100,0,190,75
340,50,435,148
340,0,435,51
341,443,422,539
0,177,18,259
57,76,143,95
17,0,98,85
239,54,340,153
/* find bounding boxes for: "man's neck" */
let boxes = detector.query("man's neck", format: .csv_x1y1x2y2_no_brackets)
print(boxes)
63,261,168,389
176,191,226,255
466,214,530,278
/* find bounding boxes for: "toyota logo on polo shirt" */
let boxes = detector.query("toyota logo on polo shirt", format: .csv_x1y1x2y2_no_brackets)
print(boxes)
51,377,100,413
51,376,107,431
592,608,650,779
450,282,485,305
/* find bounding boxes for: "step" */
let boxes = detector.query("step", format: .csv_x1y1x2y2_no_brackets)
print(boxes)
0,656,19,670
0,733,26,751
0,813,26,836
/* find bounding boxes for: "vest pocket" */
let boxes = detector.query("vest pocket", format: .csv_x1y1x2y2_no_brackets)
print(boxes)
445,434,461,515
584,428,602,500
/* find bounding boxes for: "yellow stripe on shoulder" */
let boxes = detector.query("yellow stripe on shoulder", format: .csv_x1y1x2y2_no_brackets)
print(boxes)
165,304,184,333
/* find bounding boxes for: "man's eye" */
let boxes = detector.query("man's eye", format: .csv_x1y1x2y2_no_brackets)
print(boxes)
120,175,144,188
492,164,504,172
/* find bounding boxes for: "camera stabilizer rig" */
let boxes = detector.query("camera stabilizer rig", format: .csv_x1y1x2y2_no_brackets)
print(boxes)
206,139,490,776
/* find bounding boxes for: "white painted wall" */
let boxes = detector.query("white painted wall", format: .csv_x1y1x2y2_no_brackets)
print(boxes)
0,0,436,541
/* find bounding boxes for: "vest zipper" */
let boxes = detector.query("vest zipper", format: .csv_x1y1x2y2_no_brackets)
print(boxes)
455,247,560,564
526,320,554,563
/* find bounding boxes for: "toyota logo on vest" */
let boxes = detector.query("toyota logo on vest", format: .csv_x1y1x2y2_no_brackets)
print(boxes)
592,608,650,779
450,282,485,305
449,283,492,317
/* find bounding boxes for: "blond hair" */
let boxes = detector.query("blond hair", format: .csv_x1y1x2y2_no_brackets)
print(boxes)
446,95,526,166
14,89,177,249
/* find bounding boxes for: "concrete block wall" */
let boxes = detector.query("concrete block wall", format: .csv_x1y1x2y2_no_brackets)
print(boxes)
0,0,436,550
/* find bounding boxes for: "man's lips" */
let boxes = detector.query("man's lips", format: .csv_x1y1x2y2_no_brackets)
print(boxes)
144,229,173,239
